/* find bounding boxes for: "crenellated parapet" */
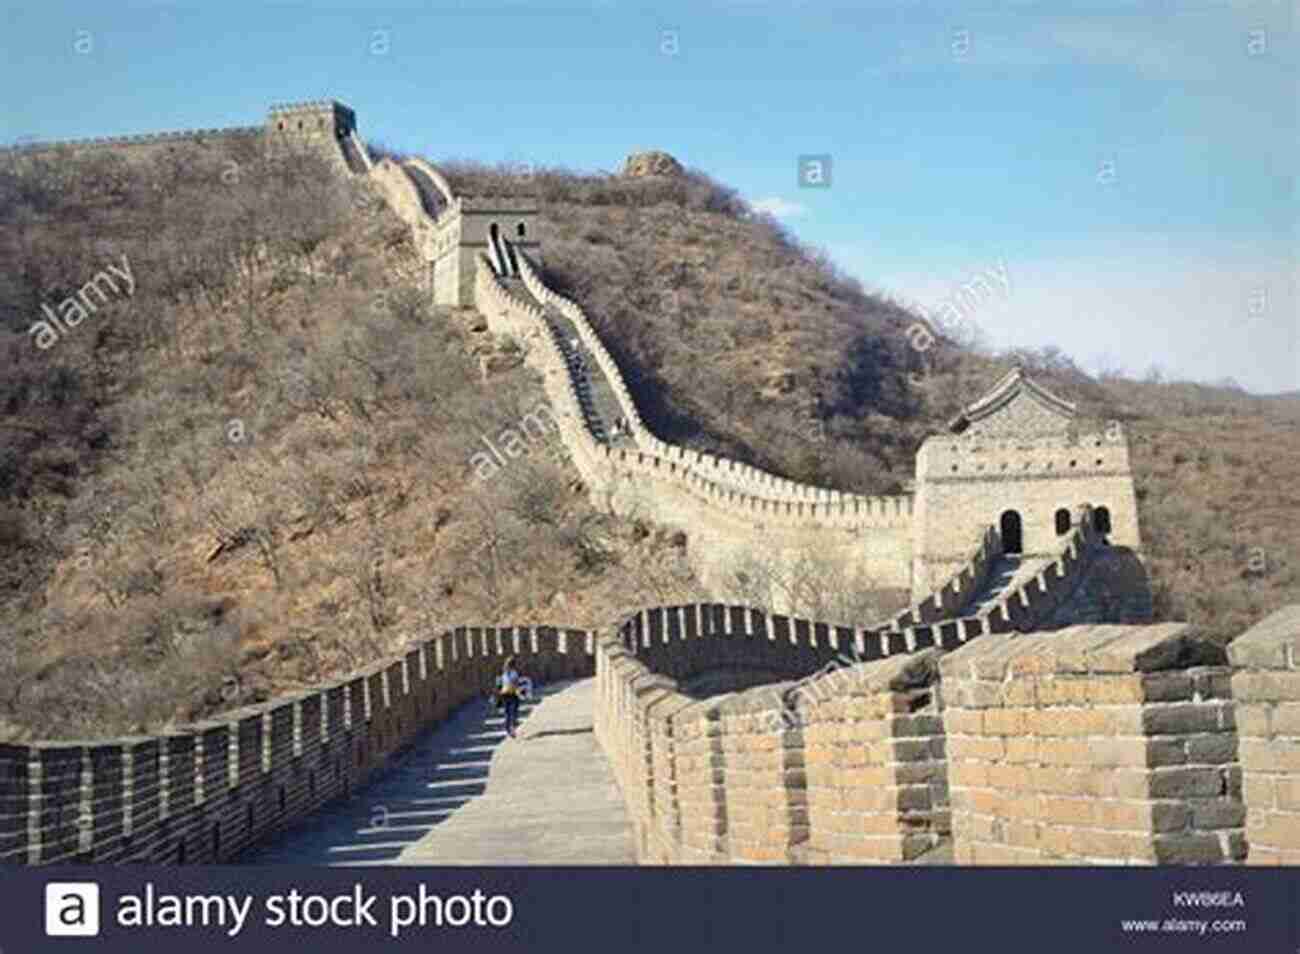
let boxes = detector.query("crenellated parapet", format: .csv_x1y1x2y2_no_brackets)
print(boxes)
2,98,359,173
0,126,263,154
916,429,1134,481
595,598,1300,866
0,624,595,866
1228,606,1300,864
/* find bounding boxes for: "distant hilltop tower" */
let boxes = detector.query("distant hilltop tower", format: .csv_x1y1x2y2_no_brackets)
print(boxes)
265,99,361,171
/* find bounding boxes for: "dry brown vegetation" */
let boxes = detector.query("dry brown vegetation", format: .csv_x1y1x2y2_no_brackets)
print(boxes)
0,145,700,739
435,158,1300,646
0,146,1294,740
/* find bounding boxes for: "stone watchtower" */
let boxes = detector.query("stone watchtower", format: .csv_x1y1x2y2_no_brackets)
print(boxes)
909,367,1142,600
264,99,358,170
431,195,543,306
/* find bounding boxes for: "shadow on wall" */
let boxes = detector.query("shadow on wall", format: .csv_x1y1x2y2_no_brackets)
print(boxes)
680,667,800,699
1046,545,1153,628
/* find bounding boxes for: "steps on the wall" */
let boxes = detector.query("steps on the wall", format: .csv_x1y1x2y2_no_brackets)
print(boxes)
961,555,1042,616
500,273,635,449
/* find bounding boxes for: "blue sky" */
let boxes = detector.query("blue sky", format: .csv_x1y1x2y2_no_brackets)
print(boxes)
4,0,1295,392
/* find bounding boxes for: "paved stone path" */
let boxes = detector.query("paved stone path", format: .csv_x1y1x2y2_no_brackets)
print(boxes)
239,678,635,865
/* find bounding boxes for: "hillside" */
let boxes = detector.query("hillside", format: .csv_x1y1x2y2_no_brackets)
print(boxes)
0,145,701,739
435,157,1299,647
1,142,1296,741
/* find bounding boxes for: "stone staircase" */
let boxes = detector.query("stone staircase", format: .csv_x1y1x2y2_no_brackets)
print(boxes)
960,554,1048,617
499,272,635,450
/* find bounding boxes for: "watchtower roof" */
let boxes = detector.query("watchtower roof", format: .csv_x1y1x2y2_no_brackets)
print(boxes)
267,99,353,115
947,366,1075,435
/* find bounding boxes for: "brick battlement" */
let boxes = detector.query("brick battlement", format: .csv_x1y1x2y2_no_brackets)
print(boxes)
457,195,540,212
0,126,262,155
267,99,349,114
594,605,1300,865
0,625,593,865
3,99,358,172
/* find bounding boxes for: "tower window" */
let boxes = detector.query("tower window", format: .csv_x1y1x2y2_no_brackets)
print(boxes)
1054,508,1071,535
1000,510,1023,554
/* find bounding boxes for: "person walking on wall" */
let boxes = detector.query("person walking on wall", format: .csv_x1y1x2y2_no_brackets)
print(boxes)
497,656,524,738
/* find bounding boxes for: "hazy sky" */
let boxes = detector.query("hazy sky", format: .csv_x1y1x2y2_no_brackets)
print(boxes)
4,0,1295,392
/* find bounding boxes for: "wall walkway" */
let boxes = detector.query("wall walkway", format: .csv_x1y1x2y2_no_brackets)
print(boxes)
239,678,633,865
0,626,594,865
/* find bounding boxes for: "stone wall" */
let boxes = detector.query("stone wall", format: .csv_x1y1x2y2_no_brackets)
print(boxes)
911,430,1142,600
595,604,1300,865
595,601,971,864
370,158,438,251
941,625,1244,865
3,99,355,172
1,127,263,167
0,626,593,865
403,157,455,208
517,252,910,510
1228,605,1300,864
481,257,917,594
798,650,949,863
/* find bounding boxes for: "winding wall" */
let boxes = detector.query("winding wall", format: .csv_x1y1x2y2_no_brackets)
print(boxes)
367,154,917,593
515,252,906,509
476,260,914,592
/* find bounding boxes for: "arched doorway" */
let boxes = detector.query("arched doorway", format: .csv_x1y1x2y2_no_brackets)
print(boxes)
517,222,527,239
1093,506,1112,535
1054,508,1071,536
1000,510,1023,554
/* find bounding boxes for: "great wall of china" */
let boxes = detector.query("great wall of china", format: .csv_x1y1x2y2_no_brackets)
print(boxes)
2,100,1296,867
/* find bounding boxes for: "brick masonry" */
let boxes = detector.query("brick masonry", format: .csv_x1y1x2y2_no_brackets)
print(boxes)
940,625,1245,865
594,606,1300,866
3,99,356,174
1227,605,1300,865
